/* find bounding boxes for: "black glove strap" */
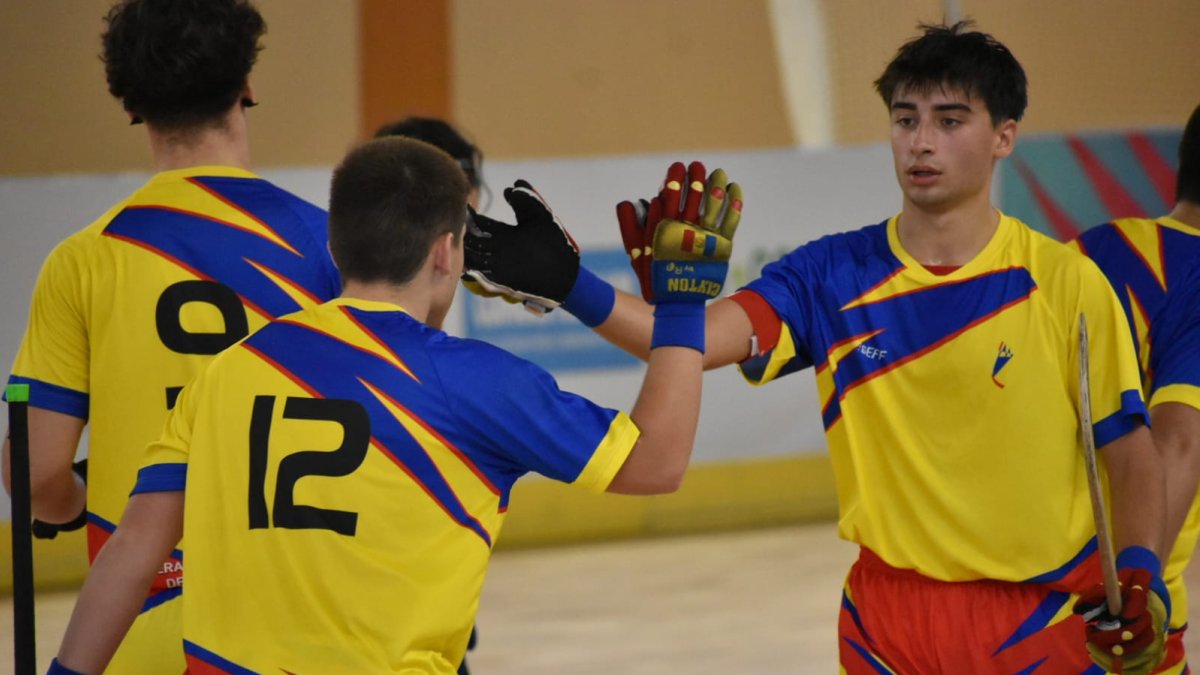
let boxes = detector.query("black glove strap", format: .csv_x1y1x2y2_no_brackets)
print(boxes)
32,505,87,540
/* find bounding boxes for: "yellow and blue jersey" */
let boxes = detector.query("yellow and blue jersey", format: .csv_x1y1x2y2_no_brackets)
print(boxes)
134,298,639,674
1073,216,1200,629
5,166,340,671
737,213,1146,585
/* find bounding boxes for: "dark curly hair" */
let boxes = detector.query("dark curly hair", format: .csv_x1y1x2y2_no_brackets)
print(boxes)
875,20,1028,126
101,0,265,130
1178,103,1200,204
374,117,483,190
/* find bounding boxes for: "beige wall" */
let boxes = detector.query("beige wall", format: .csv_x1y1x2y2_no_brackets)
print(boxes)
1,0,1197,175
0,0,358,175
451,0,793,158
826,0,1200,144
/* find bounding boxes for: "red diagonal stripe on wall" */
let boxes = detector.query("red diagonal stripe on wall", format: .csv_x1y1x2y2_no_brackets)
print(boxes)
1127,133,1177,209
1067,136,1146,218
1014,158,1080,241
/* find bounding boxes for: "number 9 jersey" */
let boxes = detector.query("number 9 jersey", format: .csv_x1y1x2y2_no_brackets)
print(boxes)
6,166,341,671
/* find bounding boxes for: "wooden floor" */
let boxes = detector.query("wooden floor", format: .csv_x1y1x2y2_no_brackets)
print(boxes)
4,522,1199,674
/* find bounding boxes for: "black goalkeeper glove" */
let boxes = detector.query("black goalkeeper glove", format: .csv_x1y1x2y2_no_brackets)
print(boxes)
462,180,581,314
32,458,88,540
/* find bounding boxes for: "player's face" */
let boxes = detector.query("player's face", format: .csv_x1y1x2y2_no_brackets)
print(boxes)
888,86,1016,214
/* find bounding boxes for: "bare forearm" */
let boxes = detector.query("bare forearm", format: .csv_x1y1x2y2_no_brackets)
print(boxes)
593,289,655,361
32,469,87,524
593,292,752,370
57,491,183,672
609,346,703,494
1104,425,1167,559
1153,403,1200,551
4,408,87,522
57,537,161,672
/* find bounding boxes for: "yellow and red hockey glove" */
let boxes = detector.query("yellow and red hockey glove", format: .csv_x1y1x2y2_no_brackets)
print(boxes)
1073,546,1170,675
615,161,742,351
616,161,742,305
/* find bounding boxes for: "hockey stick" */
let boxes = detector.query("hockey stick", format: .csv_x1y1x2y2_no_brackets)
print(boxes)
7,382,37,674
1078,314,1122,616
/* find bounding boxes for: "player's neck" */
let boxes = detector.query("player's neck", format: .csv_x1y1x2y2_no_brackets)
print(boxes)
1167,200,1200,232
146,108,252,172
340,280,432,324
897,198,1000,267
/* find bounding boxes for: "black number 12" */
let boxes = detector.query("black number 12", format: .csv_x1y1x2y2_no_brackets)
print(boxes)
248,395,370,535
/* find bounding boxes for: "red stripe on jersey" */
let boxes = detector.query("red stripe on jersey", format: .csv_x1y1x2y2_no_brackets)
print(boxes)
729,290,781,356
923,265,960,276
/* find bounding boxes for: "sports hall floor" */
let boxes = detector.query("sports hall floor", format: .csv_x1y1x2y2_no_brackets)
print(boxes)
4,522,1199,673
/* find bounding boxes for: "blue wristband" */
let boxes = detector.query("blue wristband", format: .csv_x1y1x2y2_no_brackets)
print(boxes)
48,658,87,675
650,302,706,352
1116,545,1162,578
561,267,616,328
1117,545,1171,620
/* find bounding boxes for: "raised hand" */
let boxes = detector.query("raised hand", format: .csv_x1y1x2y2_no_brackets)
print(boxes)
462,180,580,314
616,161,742,304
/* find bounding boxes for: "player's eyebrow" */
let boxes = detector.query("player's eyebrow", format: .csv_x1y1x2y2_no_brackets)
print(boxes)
889,101,974,113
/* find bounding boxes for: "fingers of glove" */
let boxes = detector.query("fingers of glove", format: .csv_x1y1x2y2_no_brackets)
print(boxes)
699,168,729,231
720,181,744,240
507,180,581,254
1086,612,1154,653
680,160,707,223
645,196,664,242
503,180,553,225
1086,639,1165,675
617,201,646,262
469,211,514,238
658,162,687,222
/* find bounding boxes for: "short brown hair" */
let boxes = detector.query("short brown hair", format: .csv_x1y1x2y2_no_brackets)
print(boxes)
328,137,470,285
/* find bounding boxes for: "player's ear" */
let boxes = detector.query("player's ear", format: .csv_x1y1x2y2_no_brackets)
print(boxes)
430,231,457,275
994,118,1017,159
240,82,258,109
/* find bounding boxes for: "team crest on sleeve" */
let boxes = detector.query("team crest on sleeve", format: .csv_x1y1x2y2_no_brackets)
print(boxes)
992,341,1014,388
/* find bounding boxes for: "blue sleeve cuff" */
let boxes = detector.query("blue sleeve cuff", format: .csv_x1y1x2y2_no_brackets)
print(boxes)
5,376,88,420
48,658,87,675
561,267,616,327
1093,389,1148,447
130,464,187,495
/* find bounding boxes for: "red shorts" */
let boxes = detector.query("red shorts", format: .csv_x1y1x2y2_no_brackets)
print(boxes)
838,547,1186,674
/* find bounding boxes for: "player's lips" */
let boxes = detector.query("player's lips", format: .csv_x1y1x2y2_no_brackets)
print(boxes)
907,165,941,186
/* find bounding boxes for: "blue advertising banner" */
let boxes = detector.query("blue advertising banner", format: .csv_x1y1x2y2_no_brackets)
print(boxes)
461,248,641,372
999,129,1181,241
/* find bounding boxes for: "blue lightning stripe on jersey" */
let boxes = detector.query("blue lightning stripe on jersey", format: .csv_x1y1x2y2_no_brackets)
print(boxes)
102,201,336,319
243,320,496,547
820,268,1038,429
1077,224,1167,354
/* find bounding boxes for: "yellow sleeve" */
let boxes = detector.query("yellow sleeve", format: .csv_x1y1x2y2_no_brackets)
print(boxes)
9,238,91,417
1075,259,1148,447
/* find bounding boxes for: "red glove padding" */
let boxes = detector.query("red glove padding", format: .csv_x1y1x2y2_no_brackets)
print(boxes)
616,161,742,303
1073,565,1169,675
